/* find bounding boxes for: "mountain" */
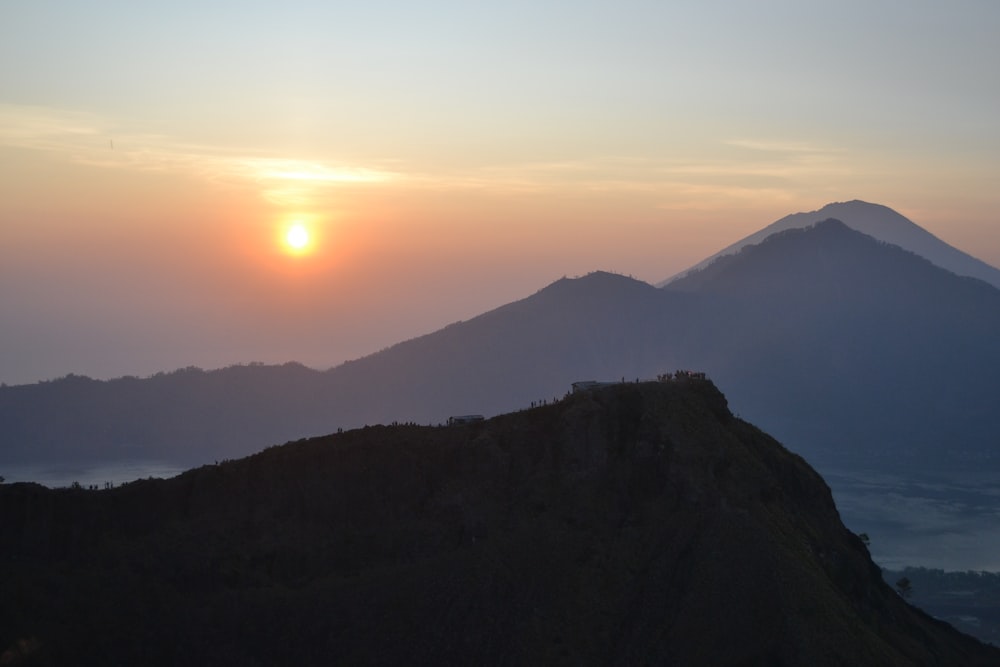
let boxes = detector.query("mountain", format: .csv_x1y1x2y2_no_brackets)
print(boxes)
5,220,998,475
659,200,1000,289
664,218,1000,468
0,272,711,469
0,363,335,467
0,275,681,468
2,380,996,666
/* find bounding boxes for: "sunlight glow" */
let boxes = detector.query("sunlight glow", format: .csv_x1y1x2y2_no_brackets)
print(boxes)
261,164,390,183
283,222,312,255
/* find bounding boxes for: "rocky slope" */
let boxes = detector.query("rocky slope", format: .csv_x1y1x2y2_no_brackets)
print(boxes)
2,380,995,666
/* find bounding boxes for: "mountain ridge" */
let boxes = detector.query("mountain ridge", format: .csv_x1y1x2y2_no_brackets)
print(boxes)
3,218,999,473
5,206,1000,575
3,380,997,665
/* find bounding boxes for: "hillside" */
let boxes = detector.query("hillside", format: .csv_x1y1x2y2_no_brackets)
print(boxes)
2,379,996,666
0,363,334,466
0,271,706,470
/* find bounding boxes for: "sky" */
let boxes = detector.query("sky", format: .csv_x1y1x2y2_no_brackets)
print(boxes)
2,0,999,385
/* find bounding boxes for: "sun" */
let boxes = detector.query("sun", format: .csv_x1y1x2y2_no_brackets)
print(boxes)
285,222,309,250
286,223,309,250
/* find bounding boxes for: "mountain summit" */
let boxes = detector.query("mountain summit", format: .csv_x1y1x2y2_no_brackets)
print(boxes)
659,200,1000,289
2,380,996,665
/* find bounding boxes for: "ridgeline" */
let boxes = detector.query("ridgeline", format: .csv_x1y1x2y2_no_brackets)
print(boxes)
2,379,996,665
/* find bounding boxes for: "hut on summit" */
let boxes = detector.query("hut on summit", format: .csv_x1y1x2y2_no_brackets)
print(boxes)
571,380,618,393
448,414,484,426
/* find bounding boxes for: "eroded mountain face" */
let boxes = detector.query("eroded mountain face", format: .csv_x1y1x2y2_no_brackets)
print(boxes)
2,380,996,666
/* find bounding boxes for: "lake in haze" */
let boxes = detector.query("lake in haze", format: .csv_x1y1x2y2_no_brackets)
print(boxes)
824,467,1000,572
3,460,188,489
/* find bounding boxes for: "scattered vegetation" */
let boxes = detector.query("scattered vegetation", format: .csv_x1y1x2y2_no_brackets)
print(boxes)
883,567,1000,645
1,381,996,665
896,576,913,598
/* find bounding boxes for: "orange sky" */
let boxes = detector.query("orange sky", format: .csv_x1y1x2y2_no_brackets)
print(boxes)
2,2,999,384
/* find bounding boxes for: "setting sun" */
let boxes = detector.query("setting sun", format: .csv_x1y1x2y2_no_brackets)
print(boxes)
282,222,313,255
287,223,309,249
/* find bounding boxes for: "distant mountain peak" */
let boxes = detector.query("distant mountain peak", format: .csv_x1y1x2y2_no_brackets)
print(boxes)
551,270,646,286
659,201,1000,289
527,270,656,302
665,215,968,297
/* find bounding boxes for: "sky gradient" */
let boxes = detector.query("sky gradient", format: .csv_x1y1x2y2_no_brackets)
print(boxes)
2,1,999,385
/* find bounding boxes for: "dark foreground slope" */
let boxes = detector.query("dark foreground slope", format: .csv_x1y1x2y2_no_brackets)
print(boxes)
2,381,995,666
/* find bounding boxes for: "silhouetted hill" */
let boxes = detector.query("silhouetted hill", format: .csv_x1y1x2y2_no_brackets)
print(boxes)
328,272,685,419
2,380,996,666
0,363,334,466
660,200,1000,289
0,272,695,469
666,219,1000,467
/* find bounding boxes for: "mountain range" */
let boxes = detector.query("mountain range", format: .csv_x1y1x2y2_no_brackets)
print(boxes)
3,380,996,665
4,203,998,480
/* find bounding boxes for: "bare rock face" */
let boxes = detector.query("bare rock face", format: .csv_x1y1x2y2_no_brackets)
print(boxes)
2,380,997,666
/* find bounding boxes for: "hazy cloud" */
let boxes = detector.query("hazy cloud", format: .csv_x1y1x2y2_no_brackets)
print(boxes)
724,139,844,154
0,104,399,208
0,104,876,213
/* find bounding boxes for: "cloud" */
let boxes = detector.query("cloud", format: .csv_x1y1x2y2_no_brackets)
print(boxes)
441,142,855,193
0,104,108,150
0,104,867,210
724,138,846,154
0,104,399,208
